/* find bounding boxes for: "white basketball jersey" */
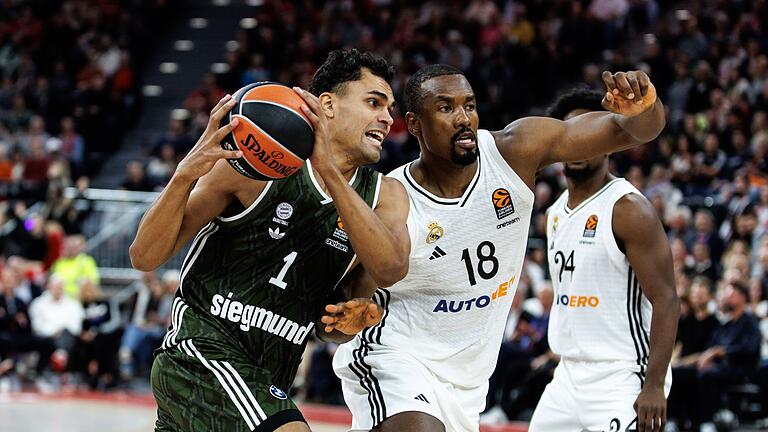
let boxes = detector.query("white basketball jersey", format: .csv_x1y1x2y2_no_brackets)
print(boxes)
546,178,652,371
335,129,534,388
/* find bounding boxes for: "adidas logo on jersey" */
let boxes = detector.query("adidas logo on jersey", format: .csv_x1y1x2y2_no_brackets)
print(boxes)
414,394,430,403
268,227,285,239
428,246,447,260
209,292,314,345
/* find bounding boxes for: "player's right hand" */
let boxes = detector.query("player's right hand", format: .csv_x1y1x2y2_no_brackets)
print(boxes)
175,94,243,183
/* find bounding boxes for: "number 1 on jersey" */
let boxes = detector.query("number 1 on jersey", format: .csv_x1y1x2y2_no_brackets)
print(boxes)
269,251,297,290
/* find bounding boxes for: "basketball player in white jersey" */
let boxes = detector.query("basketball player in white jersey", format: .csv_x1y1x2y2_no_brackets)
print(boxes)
529,89,679,432
320,65,667,432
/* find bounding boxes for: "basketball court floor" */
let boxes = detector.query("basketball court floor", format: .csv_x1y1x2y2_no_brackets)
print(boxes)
0,391,529,432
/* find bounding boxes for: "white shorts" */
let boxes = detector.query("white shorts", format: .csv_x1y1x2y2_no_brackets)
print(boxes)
333,344,486,432
529,358,672,432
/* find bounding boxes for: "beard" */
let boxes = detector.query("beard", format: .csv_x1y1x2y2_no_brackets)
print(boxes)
451,145,478,166
564,162,599,180
449,128,478,166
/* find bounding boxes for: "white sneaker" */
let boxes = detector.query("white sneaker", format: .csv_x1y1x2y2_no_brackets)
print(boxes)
699,422,716,432
479,405,508,425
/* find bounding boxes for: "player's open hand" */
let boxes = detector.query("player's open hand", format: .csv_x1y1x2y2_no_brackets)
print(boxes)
293,87,333,174
601,70,657,117
633,386,666,432
175,94,243,183
320,298,383,335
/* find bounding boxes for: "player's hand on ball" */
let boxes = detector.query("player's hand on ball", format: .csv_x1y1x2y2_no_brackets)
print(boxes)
175,94,243,183
634,386,666,432
293,87,333,173
321,298,383,335
601,70,657,117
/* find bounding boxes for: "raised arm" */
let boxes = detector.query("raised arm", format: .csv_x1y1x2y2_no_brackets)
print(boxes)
614,193,679,432
495,71,665,187
294,88,410,287
129,95,257,271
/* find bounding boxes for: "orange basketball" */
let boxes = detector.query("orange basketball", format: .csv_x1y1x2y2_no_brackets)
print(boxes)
492,189,510,208
220,82,314,180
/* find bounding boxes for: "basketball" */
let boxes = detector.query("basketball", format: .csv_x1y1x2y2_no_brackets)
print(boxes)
220,82,314,180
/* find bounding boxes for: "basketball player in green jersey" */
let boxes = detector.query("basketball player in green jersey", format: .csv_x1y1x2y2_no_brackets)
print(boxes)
130,49,410,431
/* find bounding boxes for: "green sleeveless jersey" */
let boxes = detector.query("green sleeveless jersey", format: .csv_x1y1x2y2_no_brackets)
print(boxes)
159,162,382,389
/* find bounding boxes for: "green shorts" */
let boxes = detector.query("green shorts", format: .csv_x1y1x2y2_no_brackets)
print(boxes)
151,343,306,431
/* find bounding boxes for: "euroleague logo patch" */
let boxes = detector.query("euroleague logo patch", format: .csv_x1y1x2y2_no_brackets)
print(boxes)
270,385,288,400
583,214,598,238
333,216,348,242
491,188,515,220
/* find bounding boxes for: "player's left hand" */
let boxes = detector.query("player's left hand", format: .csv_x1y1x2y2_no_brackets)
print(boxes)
601,70,657,117
634,386,667,432
320,298,383,335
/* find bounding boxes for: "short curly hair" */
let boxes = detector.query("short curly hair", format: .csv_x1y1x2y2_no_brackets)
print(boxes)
546,88,605,120
309,49,394,96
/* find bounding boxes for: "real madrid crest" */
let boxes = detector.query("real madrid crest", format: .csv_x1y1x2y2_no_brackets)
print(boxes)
426,221,444,244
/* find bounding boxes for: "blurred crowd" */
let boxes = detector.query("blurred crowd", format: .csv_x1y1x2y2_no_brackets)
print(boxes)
0,0,184,391
0,253,179,392
2,0,768,429
0,0,179,198
136,0,661,190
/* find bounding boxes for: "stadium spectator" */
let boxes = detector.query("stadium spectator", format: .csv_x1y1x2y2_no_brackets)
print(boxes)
669,277,720,430
74,280,119,390
145,144,178,187
57,117,84,174
120,161,154,192
28,275,84,374
150,119,192,157
118,271,175,380
672,281,761,431
0,270,54,380
50,234,99,299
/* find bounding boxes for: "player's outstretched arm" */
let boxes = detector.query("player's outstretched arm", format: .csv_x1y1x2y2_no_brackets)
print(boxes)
130,95,251,271
614,193,679,432
494,71,665,186
317,265,381,344
294,88,410,287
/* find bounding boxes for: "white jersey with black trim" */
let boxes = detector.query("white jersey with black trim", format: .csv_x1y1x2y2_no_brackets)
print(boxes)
546,178,653,372
334,129,534,388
